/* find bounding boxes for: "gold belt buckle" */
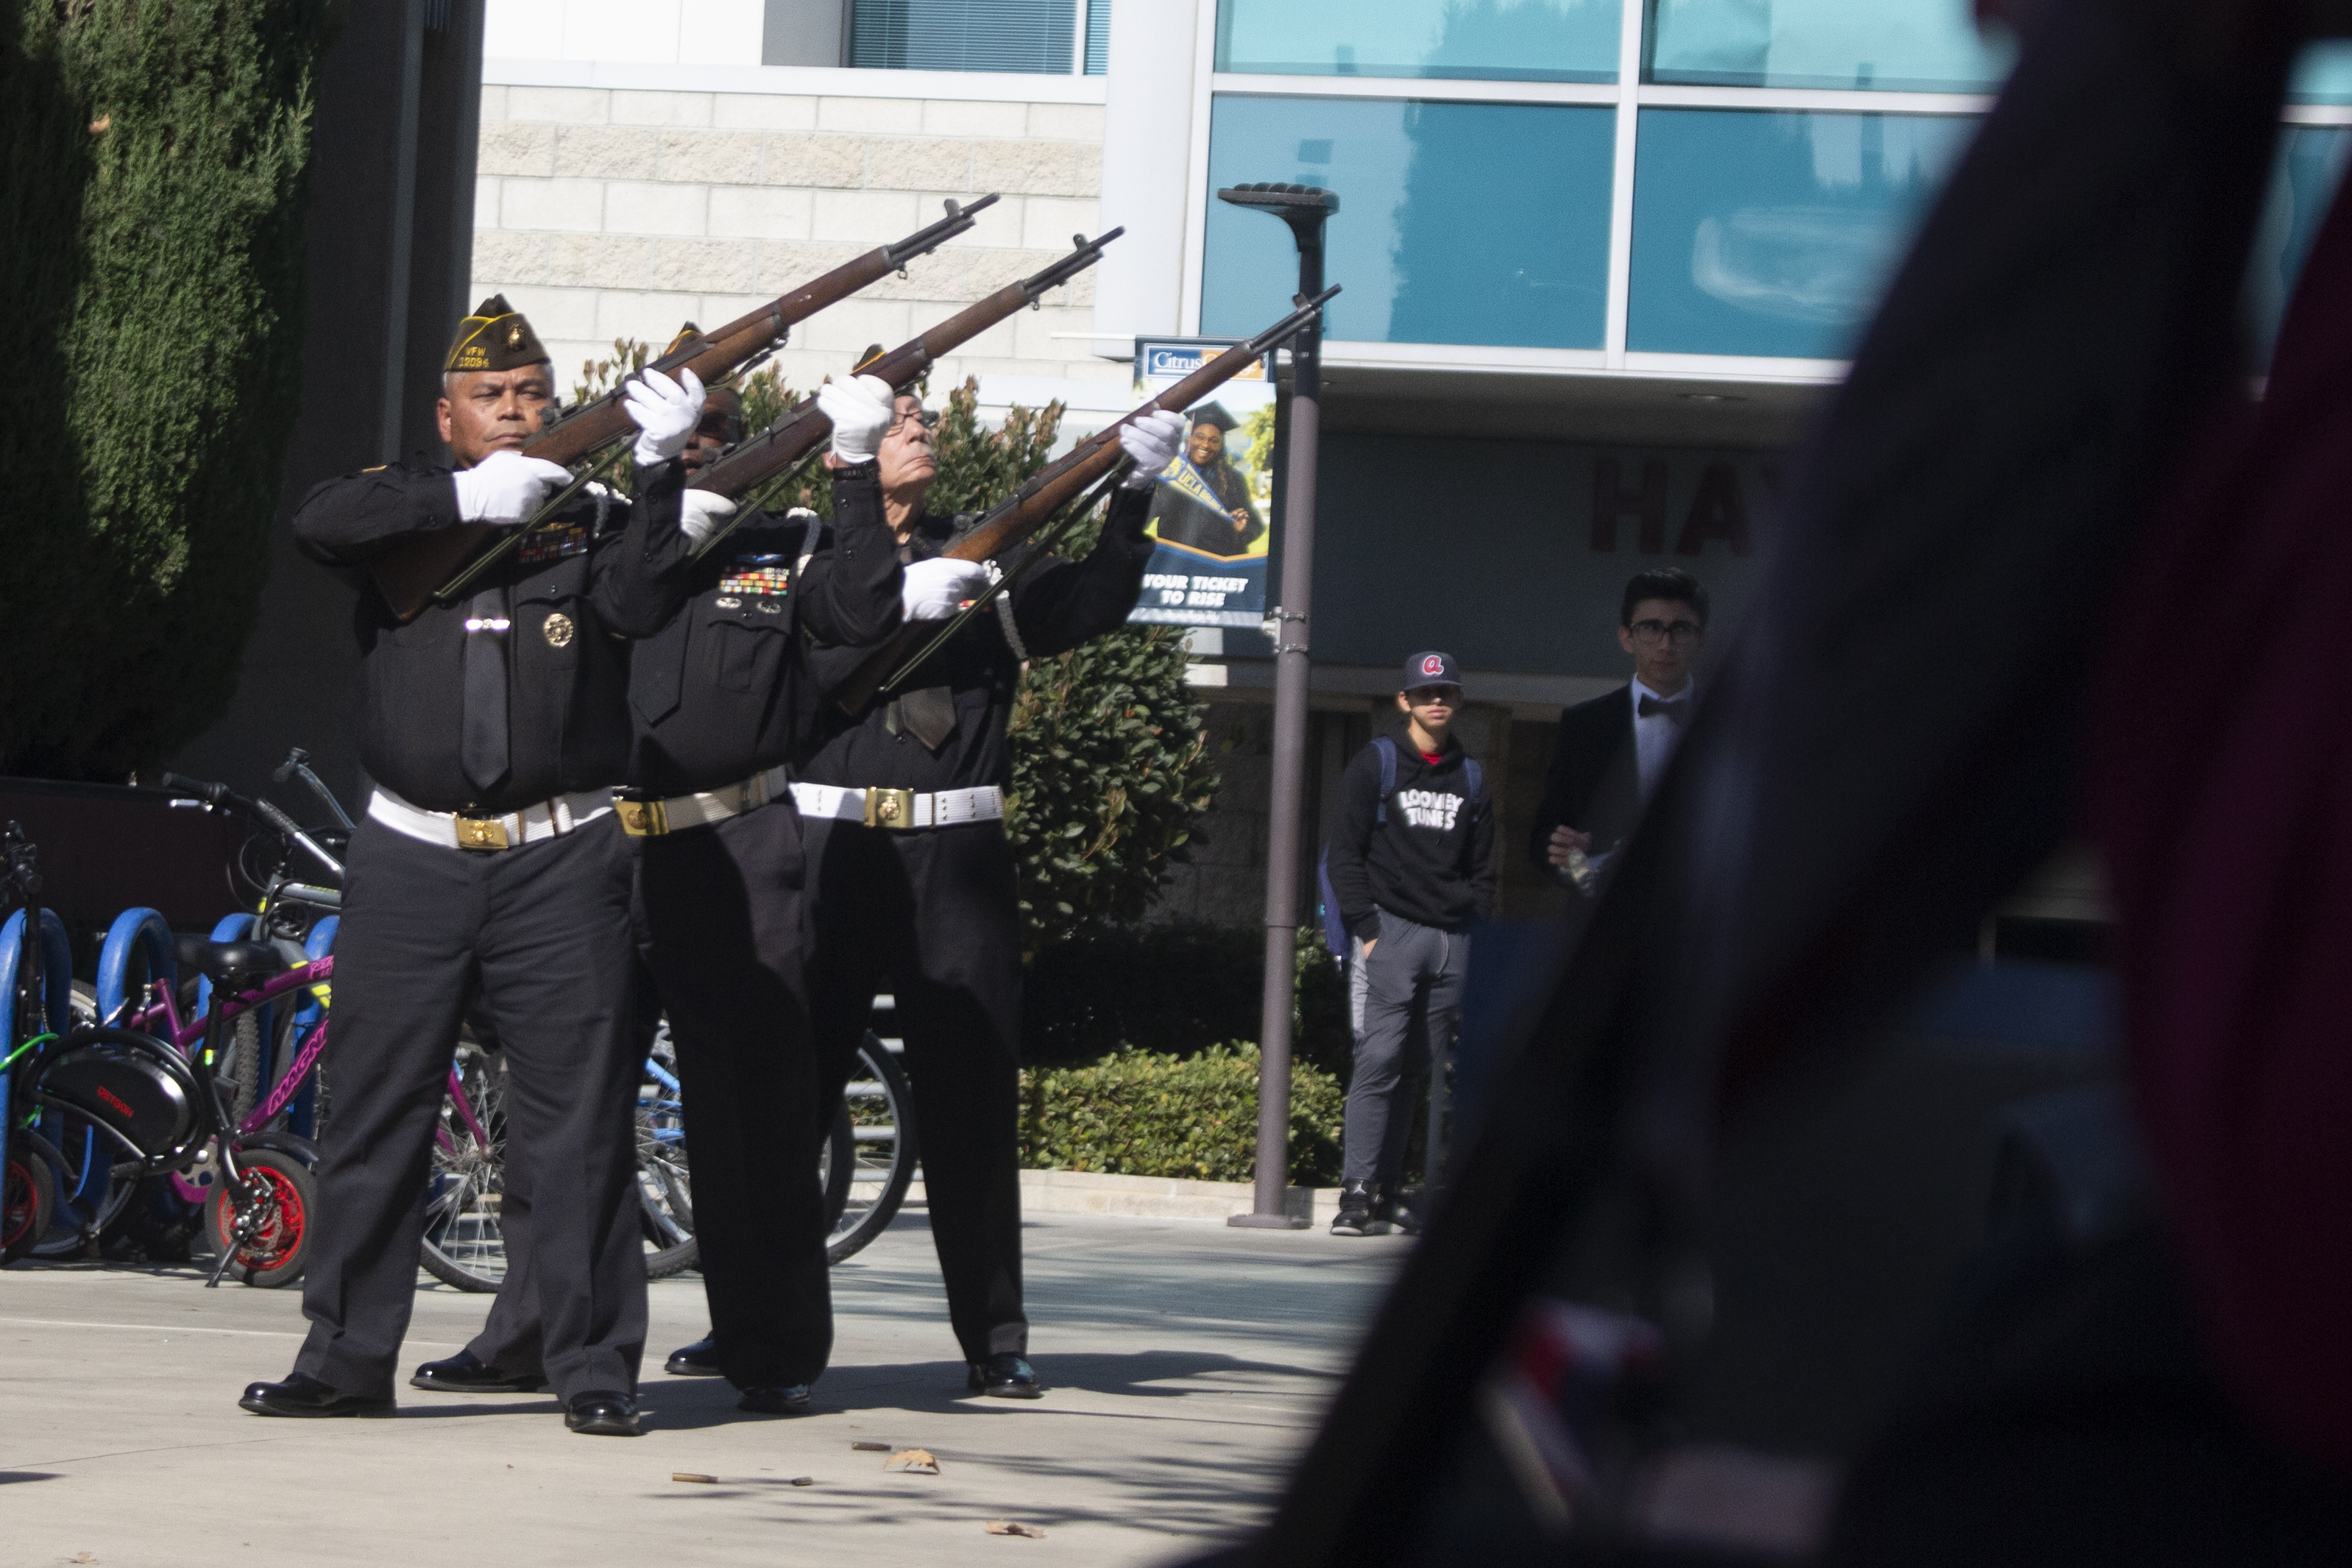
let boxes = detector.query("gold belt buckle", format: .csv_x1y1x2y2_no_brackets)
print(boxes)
863,788,916,829
616,798,669,837
453,814,511,851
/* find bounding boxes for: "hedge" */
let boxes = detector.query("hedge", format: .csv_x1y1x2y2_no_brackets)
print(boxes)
1024,922,1352,1079
1018,1043,1347,1188
1,0,336,778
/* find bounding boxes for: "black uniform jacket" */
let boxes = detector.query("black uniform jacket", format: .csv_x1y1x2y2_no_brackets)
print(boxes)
294,456,690,814
625,463,902,798
799,483,1155,793
1526,684,1640,868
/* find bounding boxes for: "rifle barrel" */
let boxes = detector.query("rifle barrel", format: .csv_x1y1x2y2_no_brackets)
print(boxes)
688,229,1122,505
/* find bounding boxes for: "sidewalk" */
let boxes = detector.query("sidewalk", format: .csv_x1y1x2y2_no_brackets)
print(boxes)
0,1211,1410,1567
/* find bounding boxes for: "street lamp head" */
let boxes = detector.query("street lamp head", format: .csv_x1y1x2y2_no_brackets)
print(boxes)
1218,182,1339,258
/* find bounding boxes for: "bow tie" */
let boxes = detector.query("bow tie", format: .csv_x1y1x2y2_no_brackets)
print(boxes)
1638,694,1690,726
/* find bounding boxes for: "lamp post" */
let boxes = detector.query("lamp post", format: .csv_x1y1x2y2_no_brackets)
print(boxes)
1219,182,1338,1230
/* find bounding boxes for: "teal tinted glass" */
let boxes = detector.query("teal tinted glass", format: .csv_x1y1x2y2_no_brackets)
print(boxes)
849,0,1072,71
1216,0,1620,82
1085,0,1111,73
2289,40,2352,102
1629,109,1974,358
1648,0,2010,91
1202,95,1615,348
2248,126,2352,358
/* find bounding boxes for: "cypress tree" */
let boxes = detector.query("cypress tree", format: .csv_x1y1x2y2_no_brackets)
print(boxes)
0,0,336,779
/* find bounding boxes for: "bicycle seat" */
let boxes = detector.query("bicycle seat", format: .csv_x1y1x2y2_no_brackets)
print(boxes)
188,940,286,987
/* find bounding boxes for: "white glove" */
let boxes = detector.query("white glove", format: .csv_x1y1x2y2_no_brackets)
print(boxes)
626,366,706,466
1118,409,1188,488
818,374,896,465
679,489,738,547
900,557,991,621
452,451,573,522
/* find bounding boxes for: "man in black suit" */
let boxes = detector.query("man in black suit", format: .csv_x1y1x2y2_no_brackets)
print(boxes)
1529,568,1708,886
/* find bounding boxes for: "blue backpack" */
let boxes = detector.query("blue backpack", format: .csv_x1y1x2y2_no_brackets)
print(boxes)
1315,736,1481,959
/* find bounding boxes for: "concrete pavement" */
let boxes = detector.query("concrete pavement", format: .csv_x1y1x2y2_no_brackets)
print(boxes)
0,1212,1408,1567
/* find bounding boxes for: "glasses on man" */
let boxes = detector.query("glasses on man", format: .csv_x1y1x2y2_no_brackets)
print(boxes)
1629,618,1703,648
888,408,940,433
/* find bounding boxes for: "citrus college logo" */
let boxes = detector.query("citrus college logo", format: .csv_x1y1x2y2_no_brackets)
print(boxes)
1421,655,1445,677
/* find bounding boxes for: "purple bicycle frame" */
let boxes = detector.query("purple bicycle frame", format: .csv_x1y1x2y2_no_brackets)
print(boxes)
119,957,491,1202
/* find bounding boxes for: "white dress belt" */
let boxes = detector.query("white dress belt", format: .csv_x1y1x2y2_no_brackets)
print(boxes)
367,786,614,852
615,764,790,837
787,782,1005,830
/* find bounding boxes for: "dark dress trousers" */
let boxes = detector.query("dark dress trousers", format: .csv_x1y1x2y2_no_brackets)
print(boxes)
1526,684,1640,870
288,458,688,1404
797,483,1155,1364
467,468,901,1394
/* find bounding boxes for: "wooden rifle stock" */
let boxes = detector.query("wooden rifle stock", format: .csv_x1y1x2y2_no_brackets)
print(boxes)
367,195,1001,622
689,229,1124,514
829,284,1342,715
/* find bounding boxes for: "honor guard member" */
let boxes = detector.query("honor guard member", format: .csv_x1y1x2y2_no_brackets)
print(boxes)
240,297,701,1438
655,396,1190,1397
421,369,912,1417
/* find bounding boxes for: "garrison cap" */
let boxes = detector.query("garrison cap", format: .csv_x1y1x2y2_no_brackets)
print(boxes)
444,295,550,375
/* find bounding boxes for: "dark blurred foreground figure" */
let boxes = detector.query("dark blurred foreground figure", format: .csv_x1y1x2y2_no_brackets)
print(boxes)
1195,0,2352,1562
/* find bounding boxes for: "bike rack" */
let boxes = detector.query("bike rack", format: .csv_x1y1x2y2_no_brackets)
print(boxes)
96,907,177,1024
1,905,74,1198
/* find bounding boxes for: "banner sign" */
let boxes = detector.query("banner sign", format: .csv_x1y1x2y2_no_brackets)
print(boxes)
1126,337,1276,629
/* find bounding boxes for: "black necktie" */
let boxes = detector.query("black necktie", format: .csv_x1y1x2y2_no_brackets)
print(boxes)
461,585,511,798
1638,694,1690,727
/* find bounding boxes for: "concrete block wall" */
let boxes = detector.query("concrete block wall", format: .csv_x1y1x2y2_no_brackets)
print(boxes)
470,82,1124,415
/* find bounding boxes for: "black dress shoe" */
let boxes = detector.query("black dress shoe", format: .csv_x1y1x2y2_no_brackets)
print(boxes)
239,1371,395,1419
410,1350,546,1394
664,1338,723,1377
966,1354,1043,1400
564,1390,642,1436
737,1383,812,1415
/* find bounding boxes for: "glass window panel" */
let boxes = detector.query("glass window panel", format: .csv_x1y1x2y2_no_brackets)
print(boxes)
849,0,1073,73
2288,40,2352,103
1648,0,2011,92
1216,0,1620,83
1085,0,1110,73
1202,95,1615,349
1628,109,1975,359
2247,126,2352,360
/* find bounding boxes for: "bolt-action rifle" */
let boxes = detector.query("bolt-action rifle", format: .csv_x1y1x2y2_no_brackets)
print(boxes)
683,227,1125,560
369,194,1002,622
829,284,1342,715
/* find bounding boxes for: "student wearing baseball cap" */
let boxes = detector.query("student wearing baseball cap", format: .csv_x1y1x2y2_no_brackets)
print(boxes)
1320,650,1496,1235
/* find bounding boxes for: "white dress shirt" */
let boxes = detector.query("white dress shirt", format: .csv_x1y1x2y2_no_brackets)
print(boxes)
1631,676,1694,801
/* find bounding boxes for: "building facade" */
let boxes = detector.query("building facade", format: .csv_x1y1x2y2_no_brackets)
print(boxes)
445,2,2352,921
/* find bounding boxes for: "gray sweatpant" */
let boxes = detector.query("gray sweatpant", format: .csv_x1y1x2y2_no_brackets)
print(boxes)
1343,910,1469,1188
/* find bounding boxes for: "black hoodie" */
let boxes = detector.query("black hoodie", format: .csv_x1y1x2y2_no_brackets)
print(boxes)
1325,723,1496,941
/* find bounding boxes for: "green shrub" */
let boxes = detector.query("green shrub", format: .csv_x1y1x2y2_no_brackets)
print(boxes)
1024,921,1352,1078
1019,1043,1347,1188
1,0,336,778
1007,628,1219,951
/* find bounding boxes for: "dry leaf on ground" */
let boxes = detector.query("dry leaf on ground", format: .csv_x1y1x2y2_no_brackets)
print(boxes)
885,1448,941,1474
671,1472,718,1484
985,1520,1046,1539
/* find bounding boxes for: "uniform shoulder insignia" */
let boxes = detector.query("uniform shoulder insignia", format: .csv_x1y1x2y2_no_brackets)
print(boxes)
361,464,387,473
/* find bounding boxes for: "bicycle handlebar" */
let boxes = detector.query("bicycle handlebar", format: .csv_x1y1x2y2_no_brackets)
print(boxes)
162,773,346,883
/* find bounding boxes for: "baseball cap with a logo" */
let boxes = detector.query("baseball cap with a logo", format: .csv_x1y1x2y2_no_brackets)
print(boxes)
1403,650,1462,694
